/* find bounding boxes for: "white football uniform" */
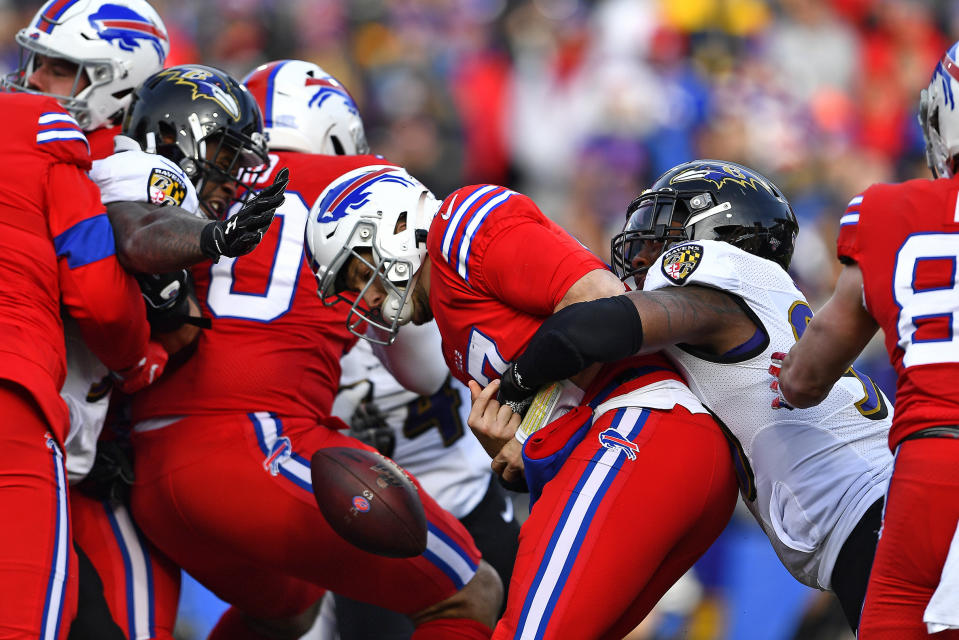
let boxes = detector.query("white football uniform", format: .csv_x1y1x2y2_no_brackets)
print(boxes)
333,335,492,519
61,136,199,483
644,239,894,590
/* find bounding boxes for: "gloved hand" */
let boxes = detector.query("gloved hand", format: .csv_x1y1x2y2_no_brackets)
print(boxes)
200,167,289,262
135,270,191,333
769,351,794,410
112,341,168,394
496,362,535,418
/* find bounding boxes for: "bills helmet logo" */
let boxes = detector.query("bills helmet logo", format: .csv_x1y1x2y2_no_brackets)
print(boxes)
598,428,640,461
88,4,167,64
154,67,241,120
306,76,360,115
661,243,704,285
670,163,776,196
148,167,187,206
262,436,293,476
315,167,416,224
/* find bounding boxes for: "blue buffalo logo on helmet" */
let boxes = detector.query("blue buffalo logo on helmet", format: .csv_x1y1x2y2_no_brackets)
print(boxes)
154,67,242,120
598,428,640,461
87,3,167,63
306,76,360,116
670,163,777,196
315,167,417,224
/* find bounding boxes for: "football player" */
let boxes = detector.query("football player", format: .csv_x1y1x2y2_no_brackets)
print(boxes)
486,159,894,632
126,63,503,640
305,169,740,638
776,41,959,639
6,2,284,632
0,91,164,640
242,59,521,639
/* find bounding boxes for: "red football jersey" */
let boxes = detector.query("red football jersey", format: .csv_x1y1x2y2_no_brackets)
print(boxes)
427,184,613,386
0,94,149,438
838,178,959,447
133,153,390,422
87,125,120,161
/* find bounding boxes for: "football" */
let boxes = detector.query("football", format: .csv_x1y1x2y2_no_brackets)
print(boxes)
310,446,427,558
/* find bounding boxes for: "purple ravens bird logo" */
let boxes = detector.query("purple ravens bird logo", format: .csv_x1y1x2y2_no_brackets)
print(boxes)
88,4,167,64
670,163,776,195
154,67,242,120
315,168,417,225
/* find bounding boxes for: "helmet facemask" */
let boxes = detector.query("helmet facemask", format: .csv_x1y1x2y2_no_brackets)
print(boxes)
316,219,424,345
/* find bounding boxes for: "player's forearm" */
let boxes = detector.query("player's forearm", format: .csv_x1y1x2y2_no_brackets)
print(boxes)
508,295,644,394
108,202,207,273
779,263,879,408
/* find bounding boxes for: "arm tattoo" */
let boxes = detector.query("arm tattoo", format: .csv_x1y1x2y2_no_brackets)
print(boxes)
640,285,744,343
109,202,208,273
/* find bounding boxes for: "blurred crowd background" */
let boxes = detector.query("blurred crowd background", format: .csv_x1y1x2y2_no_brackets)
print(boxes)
2,0,954,638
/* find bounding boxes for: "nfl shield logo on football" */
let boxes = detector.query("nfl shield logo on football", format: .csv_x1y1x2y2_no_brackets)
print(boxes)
352,495,371,512
661,243,704,285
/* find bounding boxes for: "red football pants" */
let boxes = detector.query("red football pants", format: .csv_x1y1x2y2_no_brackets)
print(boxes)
859,437,959,639
494,405,737,640
71,489,180,639
130,412,482,620
0,381,76,640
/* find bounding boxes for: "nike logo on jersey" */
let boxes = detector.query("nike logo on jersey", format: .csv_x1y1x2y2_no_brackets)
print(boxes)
441,194,457,220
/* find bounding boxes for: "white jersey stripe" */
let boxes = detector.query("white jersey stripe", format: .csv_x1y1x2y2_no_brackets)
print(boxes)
40,438,69,640
441,186,496,263
39,112,80,127
518,408,647,639
37,129,88,144
840,213,860,226
456,190,513,281
423,524,477,589
106,503,154,639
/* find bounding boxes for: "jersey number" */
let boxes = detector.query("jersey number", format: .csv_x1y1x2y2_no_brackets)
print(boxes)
403,377,465,446
892,234,959,368
788,301,888,420
206,193,309,321
466,329,509,386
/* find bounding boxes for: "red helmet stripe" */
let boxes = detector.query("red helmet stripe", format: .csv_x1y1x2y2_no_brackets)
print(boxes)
98,19,167,41
36,0,79,33
943,54,959,84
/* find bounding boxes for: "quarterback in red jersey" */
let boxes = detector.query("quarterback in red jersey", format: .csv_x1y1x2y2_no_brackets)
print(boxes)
127,65,502,640
307,171,737,639
0,92,164,640
777,41,959,639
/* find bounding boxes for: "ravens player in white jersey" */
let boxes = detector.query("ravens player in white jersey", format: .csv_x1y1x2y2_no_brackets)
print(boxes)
481,159,893,632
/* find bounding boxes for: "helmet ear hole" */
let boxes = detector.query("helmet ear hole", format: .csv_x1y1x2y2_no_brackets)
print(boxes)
330,136,346,156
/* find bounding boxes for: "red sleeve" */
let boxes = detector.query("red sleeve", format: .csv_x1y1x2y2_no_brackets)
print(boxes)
47,162,150,372
476,200,608,315
836,190,867,263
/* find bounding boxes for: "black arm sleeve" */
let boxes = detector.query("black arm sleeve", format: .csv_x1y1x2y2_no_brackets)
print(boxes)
499,295,644,405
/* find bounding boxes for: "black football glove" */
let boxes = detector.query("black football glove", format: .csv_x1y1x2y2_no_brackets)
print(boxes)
496,362,535,418
136,269,191,333
200,167,289,262
76,439,135,505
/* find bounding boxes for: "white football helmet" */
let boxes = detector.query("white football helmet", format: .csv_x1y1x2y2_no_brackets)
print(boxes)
306,165,438,344
3,0,169,131
920,41,959,178
242,59,369,156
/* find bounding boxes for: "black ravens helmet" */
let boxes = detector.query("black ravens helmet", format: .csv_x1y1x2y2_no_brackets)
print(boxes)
611,159,799,281
123,64,269,219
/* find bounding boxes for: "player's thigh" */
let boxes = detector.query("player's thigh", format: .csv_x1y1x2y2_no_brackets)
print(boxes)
0,381,77,640
497,406,736,640
71,489,179,640
132,413,482,617
860,438,959,639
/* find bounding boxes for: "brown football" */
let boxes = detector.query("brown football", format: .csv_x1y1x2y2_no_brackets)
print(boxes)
310,446,427,558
